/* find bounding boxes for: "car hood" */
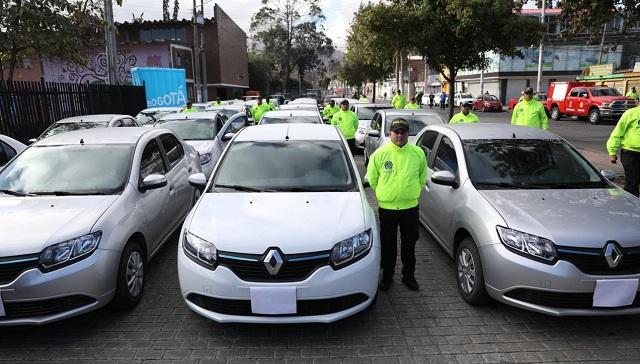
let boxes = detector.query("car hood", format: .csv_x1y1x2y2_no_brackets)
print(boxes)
187,192,366,254
480,188,640,248
185,140,214,155
0,195,118,256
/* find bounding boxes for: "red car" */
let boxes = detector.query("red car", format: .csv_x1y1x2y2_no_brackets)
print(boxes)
472,94,503,112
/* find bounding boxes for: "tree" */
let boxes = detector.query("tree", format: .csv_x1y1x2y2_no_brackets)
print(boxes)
0,0,104,82
250,0,333,93
557,0,640,39
248,52,272,95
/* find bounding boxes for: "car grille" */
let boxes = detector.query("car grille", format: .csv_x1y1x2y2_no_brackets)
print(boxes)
611,100,637,113
217,249,331,282
186,292,369,316
557,245,640,275
0,295,97,319
0,254,40,284
505,288,640,309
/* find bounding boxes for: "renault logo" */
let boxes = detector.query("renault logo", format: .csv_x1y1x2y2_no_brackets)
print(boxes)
604,242,623,268
263,249,283,275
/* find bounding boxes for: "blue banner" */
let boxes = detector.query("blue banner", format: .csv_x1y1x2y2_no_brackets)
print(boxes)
131,67,187,108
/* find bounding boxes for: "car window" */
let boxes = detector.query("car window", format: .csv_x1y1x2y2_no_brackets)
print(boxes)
370,114,381,130
124,118,138,127
569,89,580,97
216,116,225,132
140,139,166,180
0,142,9,166
155,119,215,140
419,131,439,168
112,120,123,127
159,134,184,170
433,136,458,175
226,116,246,135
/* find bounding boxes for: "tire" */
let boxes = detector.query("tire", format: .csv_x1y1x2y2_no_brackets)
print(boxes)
112,240,145,309
551,106,560,121
455,238,490,305
588,108,601,125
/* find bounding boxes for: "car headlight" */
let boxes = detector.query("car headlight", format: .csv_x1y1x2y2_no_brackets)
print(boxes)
331,230,371,269
199,153,212,165
183,230,217,269
39,231,102,271
601,103,610,108
496,226,556,263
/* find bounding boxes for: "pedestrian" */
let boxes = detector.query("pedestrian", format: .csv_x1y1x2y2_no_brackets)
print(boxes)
212,97,223,106
626,86,639,103
181,100,198,113
606,105,640,196
366,118,426,291
439,93,446,110
392,90,406,109
404,97,420,109
416,92,423,106
251,96,272,124
359,94,368,102
428,93,434,108
383,92,387,100
449,102,479,123
511,87,548,130
322,99,340,120
330,100,359,153
265,96,277,111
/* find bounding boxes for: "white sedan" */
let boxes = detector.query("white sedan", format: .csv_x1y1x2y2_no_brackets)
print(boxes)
179,124,380,323
0,134,26,167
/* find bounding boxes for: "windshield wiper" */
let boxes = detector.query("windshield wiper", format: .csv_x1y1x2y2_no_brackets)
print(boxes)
0,189,34,197
213,184,276,192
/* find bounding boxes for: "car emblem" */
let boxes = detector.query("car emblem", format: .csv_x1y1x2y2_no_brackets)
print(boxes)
263,249,283,275
604,242,623,268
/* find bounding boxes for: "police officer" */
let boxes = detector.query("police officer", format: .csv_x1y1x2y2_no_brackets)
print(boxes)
359,94,368,102
607,105,640,196
366,118,427,291
331,100,358,152
182,100,198,113
511,87,548,130
212,97,223,106
265,96,277,111
626,86,639,103
404,97,420,109
322,100,340,119
251,96,272,124
450,102,479,123
392,90,406,109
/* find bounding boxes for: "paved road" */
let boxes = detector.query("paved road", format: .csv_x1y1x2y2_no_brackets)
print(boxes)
2,155,640,363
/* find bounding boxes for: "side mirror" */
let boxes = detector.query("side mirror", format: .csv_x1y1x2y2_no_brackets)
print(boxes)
367,130,380,138
140,174,167,191
601,169,616,182
431,170,458,188
188,173,207,190
221,133,235,142
28,138,37,144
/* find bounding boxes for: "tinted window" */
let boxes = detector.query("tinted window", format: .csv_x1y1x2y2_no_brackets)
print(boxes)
40,121,110,139
384,115,443,136
592,88,621,97
0,141,16,166
569,89,580,97
433,136,458,174
0,144,7,166
140,140,166,180
156,119,215,140
159,134,184,169
419,131,439,168
463,139,607,189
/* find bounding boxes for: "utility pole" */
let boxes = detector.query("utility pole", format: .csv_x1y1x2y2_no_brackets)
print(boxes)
104,0,118,84
192,0,201,102
598,23,607,64
536,0,546,93
200,0,208,101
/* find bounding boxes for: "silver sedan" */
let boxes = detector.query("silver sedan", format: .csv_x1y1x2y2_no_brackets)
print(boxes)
0,127,201,325
416,123,640,315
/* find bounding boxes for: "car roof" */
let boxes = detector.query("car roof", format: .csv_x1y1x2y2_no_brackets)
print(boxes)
431,123,561,140
263,110,320,117
159,111,221,120
356,103,392,107
56,114,128,123
235,124,341,142
289,98,318,104
33,127,156,146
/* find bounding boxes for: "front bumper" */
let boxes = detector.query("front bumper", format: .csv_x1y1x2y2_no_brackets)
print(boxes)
481,243,640,316
0,249,119,326
178,246,380,323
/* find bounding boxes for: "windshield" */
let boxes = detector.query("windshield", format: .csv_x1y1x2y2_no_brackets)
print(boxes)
384,115,443,136
357,106,389,120
591,88,621,97
463,139,607,189
0,145,132,195
260,116,321,125
459,94,473,99
213,140,356,192
156,119,215,140
216,109,239,119
136,111,174,126
40,121,109,139
483,95,499,101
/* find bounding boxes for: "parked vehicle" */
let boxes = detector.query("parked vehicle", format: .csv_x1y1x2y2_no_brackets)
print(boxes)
363,109,446,166
0,127,201,325
547,82,637,124
179,124,380,323
349,103,393,151
453,93,475,107
31,114,139,142
135,107,182,127
508,93,547,111
259,110,323,125
278,103,320,112
206,104,252,120
415,122,640,315
289,98,320,105
472,94,503,112
0,134,26,167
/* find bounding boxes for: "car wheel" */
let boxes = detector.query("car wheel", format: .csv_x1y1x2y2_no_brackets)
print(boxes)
112,240,145,308
456,238,490,305
551,106,560,121
588,108,601,125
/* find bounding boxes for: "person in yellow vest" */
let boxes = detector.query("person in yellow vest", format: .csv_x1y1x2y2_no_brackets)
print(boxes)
450,102,479,123
511,87,548,130
404,97,420,109
392,90,406,109
330,100,359,152
359,94,368,102
366,118,426,291
322,100,340,120
607,105,640,196
265,96,277,111
251,97,272,124
181,100,198,113
211,97,223,106
626,86,639,103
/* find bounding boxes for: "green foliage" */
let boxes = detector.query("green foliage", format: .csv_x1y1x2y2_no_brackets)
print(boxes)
0,0,104,82
249,52,272,95
557,0,640,39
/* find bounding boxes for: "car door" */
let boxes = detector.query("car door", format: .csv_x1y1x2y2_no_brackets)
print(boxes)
417,130,440,226
365,112,382,158
212,113,247,164
157,133,191,225
566,88,581,112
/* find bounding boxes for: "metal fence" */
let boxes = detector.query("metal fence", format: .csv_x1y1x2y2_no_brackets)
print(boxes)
0,81,146,143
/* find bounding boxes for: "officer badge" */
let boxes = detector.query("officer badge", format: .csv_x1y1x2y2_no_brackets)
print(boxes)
384,161,393,170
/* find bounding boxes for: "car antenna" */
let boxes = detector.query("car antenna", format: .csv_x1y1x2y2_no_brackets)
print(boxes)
285,124,290,140
80,138,84,145
512,132,516,139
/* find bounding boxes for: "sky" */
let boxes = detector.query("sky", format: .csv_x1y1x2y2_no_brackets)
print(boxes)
113,0,364,50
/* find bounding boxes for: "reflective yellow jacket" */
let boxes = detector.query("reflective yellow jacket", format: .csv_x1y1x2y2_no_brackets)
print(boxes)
330,110,359,139
607,106,640,155
392,94,406,109
511,99,548,130
450,111,479,123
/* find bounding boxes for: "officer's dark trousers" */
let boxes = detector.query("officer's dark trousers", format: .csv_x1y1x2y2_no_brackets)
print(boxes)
621,149,640,197
379,206,419,281
346,138,356,154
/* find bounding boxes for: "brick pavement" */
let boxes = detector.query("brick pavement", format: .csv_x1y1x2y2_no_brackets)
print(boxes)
1,156,640,363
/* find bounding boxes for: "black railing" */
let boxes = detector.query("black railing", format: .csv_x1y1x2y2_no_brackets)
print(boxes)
0,81,146,143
